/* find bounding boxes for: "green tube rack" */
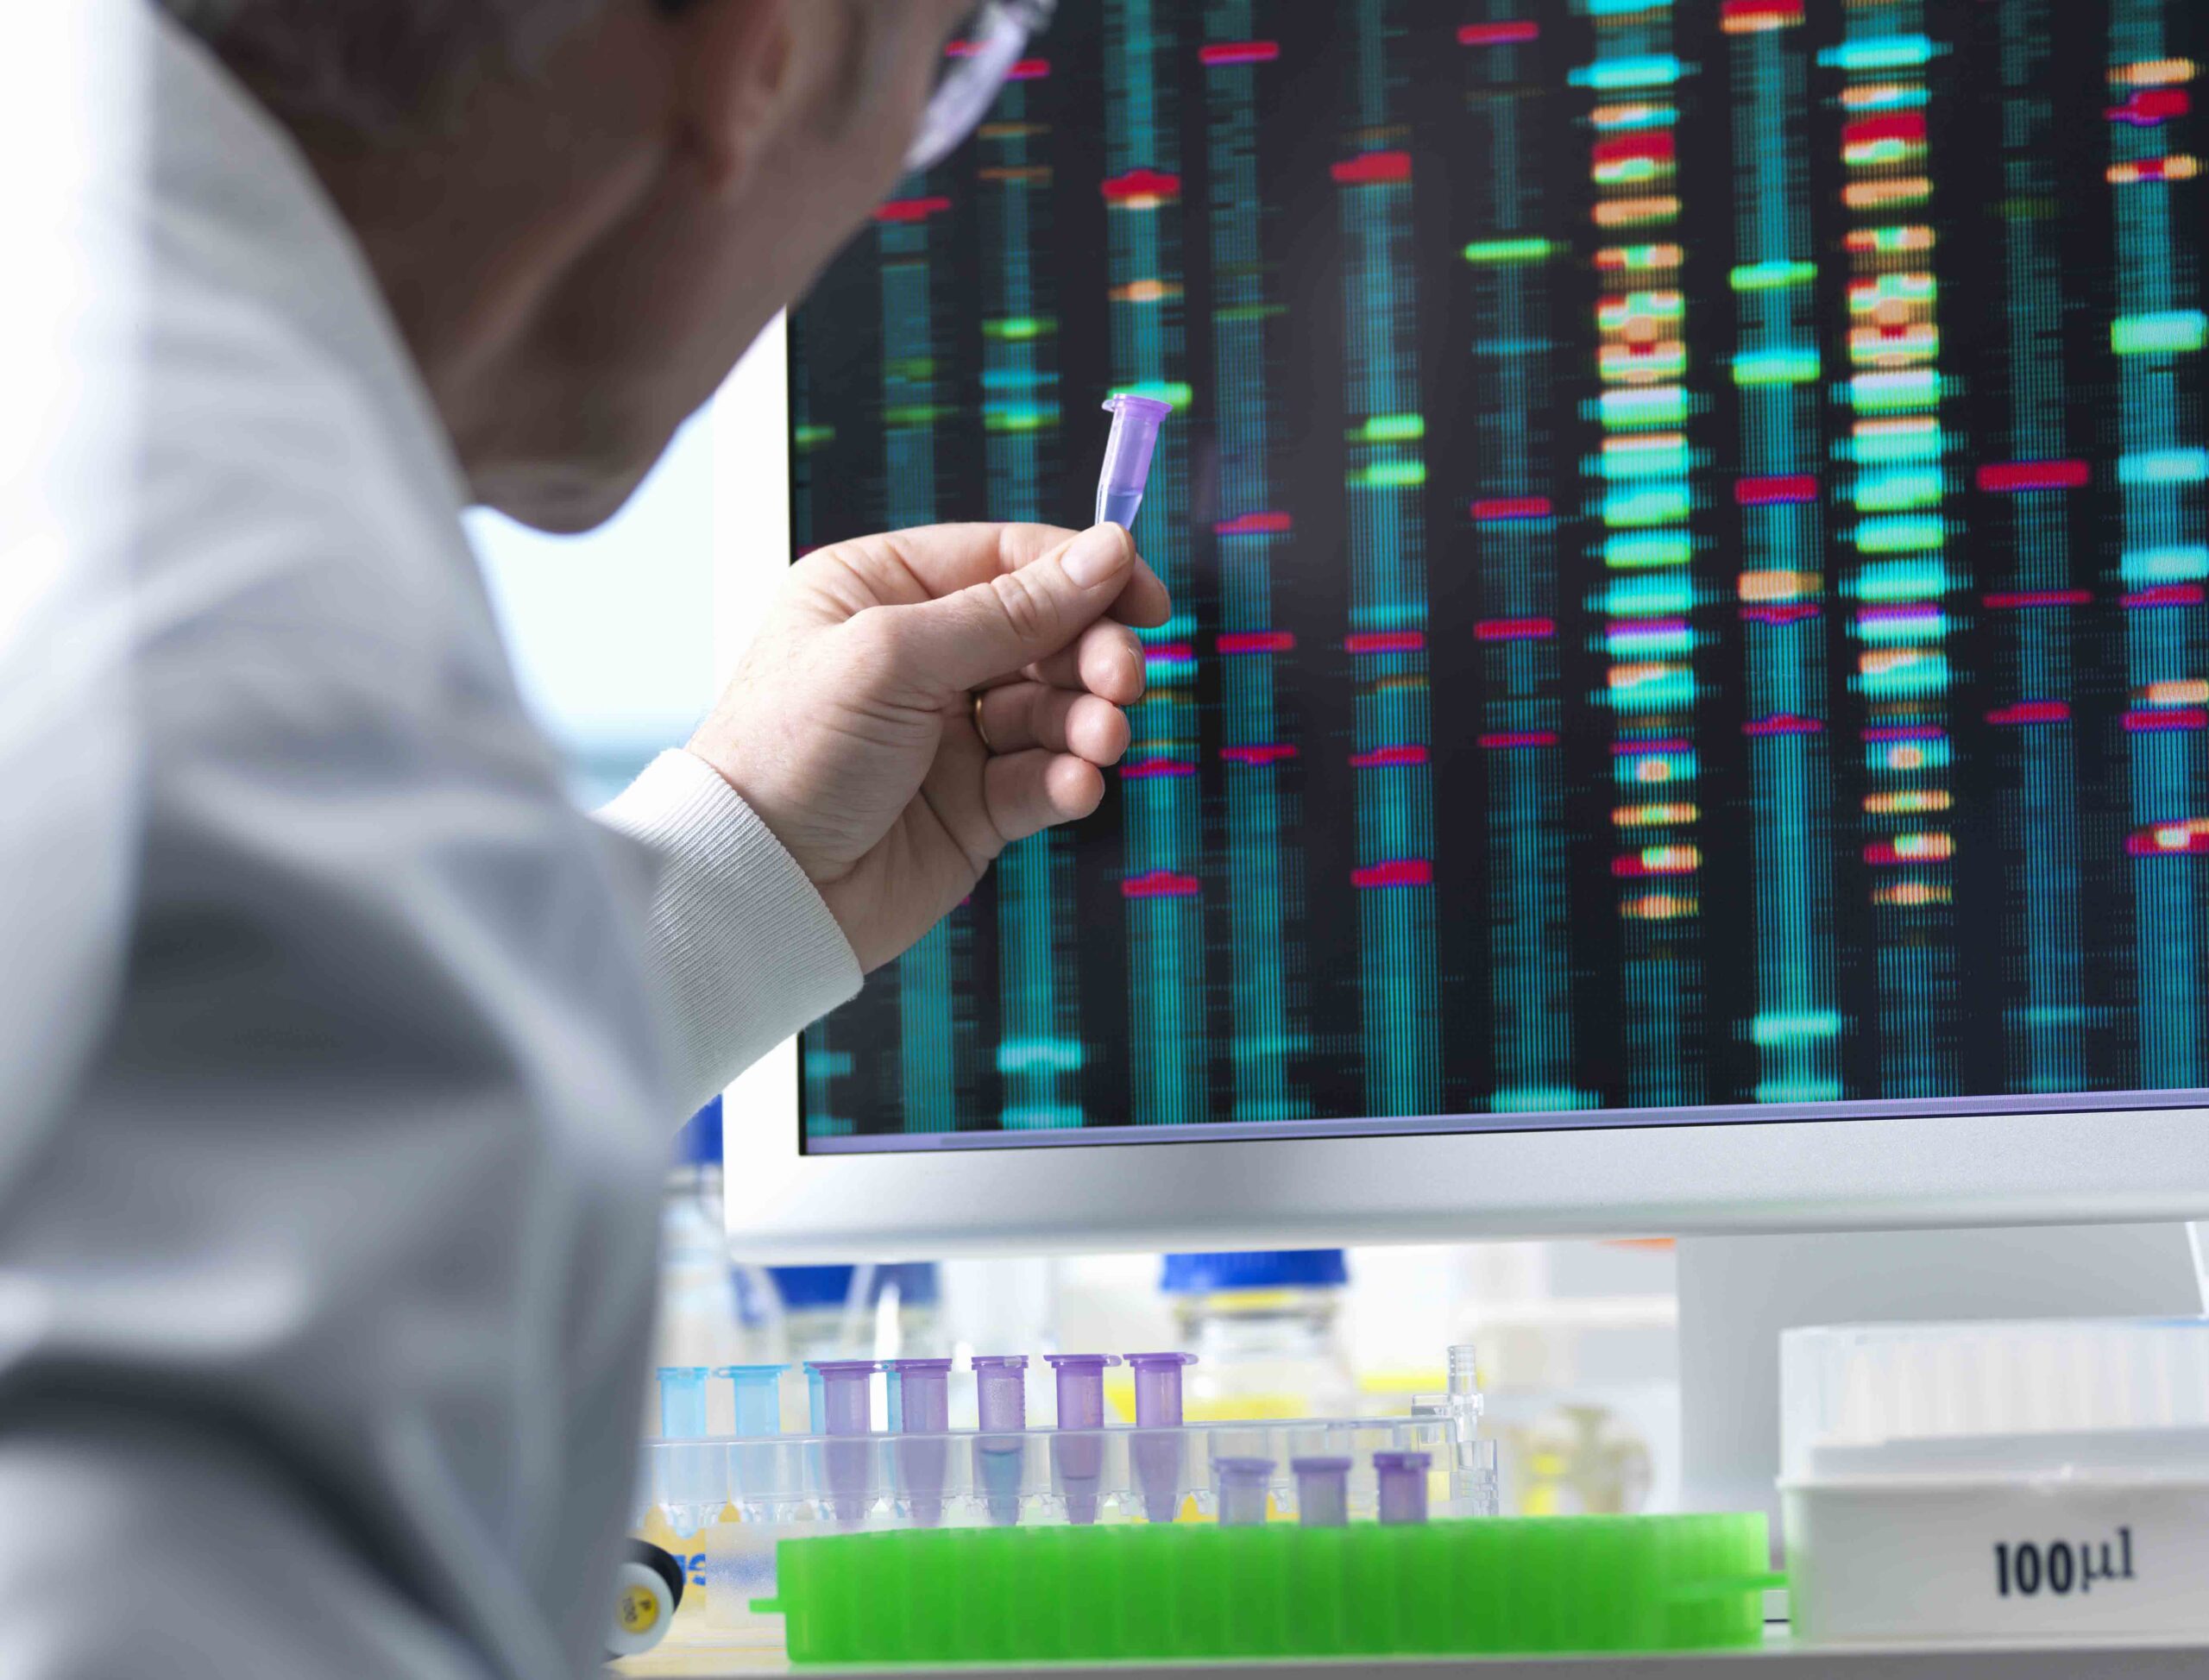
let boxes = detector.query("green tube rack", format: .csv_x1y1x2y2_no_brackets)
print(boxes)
757,1513,1778,1665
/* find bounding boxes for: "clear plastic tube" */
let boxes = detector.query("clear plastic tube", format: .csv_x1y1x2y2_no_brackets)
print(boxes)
1096,395,1174,529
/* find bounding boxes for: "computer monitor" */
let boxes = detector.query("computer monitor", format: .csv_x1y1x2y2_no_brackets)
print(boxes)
722,0,2209,1259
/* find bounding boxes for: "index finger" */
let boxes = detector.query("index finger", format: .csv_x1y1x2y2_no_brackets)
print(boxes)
818,523,1173,629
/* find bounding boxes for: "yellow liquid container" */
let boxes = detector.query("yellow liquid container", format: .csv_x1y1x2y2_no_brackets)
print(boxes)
1162,1251,1360,1420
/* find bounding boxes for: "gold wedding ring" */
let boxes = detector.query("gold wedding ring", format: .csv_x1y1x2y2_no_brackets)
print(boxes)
972,690,996,752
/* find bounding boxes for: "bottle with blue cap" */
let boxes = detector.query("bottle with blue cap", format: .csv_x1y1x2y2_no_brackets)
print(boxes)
1160,1250,1358,1421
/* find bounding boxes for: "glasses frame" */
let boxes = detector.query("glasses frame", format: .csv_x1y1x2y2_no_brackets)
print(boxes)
905,0,1059,173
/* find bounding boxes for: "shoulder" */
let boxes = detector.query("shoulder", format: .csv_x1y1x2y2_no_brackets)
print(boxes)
129,14,500,706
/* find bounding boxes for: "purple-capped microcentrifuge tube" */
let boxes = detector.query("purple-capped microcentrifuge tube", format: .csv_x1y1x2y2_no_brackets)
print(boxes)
807,1360,879,1524
1373,1450,1432,1526
974,1356,1029,1433
1292,1457,1353,1528
889,1358,952,1432
1215,1457,1274,1527
971,1355,1030,1526
1096,394,1174,530
887,1358,953,1526
810,1360,877,1432
1044,1353,1121,1526
1126,1351,1196,1522
1127,1351,1197,1427
1046,1352,1119,1429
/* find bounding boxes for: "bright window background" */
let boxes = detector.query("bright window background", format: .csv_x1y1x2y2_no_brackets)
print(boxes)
468,414,722,808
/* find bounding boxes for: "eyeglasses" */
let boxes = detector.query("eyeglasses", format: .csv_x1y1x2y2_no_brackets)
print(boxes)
907,0,1057,173
655,0,1056,178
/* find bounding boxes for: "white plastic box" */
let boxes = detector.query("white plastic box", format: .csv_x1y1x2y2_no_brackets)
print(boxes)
1781,1319,2209,1645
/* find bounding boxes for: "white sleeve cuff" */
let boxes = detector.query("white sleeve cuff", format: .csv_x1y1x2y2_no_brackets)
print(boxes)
596,750,860,1109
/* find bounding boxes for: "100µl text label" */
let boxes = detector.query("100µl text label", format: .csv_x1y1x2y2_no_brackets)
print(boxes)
1993,1527,2137,1599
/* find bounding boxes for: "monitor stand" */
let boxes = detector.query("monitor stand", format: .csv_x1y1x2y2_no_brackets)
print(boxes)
1677,1222,2206,1526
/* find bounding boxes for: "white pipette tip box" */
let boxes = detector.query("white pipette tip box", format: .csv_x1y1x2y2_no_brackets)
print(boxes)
1781,1318,2209,1645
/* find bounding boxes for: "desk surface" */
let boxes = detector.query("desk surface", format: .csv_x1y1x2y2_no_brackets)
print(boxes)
620,1636,2209,1678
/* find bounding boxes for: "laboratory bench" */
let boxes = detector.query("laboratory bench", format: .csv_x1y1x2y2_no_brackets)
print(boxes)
619,1637,2209,1678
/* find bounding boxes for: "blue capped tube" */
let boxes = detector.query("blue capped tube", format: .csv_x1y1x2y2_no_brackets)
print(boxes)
718,1364,788,1437
1096,393,1174,530
657,1367,708,1440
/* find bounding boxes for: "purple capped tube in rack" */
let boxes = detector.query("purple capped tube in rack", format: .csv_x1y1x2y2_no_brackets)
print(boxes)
970,1355,1029,1527
1292,1457,1353,1528
1215,1457,1274,1527
1126,1352,1196,1522
1045,1352,1119,1429
888,1358,953,1433
807,1360,879,1524
1096,393,1174,530
1373,1450,1432,1526
886,1358,953,1526
1126,1351,1196,1427
1044,1354,1121,1526
809,1360,877,1434
974,1356,1029,1432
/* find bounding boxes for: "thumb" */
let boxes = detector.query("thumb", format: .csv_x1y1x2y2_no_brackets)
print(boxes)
886,524,1137,695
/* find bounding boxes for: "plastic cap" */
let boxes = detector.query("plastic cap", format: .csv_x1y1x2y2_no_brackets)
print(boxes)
672,1096,722,1167
768,1262,941,1311
657,1367,709,1440
1126,1351,1197,1427
1044,1353,1121,1430
769,1265,856,1309
1215,1456,1274,1527
807,1360,881,1436
1292,1456,1353,1528
717,1364,789,1438
1373,1450,1432,1526
1161,1250,1350,1293
887,1359,955,1434
972,1356,1029,1432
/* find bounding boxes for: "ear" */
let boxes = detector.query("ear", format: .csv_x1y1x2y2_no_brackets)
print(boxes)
670,0,819,198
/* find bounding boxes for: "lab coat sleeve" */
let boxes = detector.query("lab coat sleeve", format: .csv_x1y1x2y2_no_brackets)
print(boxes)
0,1413,488,1680
596,749,861,1111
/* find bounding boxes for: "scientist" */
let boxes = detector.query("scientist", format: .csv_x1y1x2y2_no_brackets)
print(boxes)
0,1,1157,1676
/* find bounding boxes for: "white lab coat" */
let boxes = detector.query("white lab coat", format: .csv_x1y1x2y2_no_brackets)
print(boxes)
0,8,859,1677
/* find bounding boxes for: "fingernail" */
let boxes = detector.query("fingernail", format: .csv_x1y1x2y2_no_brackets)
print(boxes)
1062,524,1131,588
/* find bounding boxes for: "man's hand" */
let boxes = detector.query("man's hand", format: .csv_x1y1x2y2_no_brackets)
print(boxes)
689,523,1171,972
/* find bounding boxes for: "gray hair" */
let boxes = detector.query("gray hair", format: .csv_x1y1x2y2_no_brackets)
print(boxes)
156,0,608,135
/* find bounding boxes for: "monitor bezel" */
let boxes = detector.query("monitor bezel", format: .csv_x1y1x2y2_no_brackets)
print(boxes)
715,318,2209,1261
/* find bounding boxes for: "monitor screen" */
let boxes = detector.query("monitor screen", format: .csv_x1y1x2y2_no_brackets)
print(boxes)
788,0,2209,1154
